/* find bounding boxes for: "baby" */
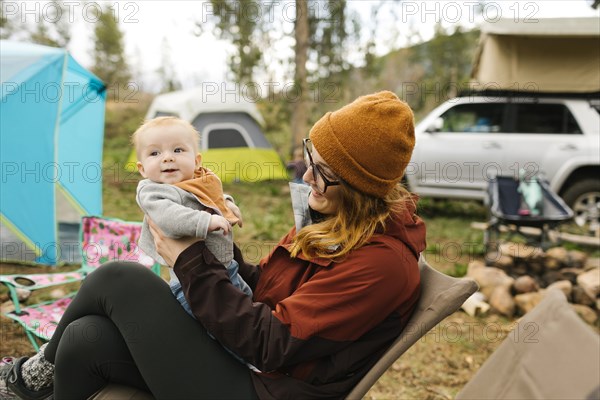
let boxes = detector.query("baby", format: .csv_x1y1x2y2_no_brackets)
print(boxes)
132,117,253,317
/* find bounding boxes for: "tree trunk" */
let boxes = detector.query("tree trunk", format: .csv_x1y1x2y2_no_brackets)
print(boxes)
291,0,309,157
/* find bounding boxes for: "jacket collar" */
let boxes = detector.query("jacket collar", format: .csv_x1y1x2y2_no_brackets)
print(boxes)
280,241,335,268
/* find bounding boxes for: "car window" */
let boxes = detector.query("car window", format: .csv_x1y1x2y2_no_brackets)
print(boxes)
439,103,505,133
514,103,582,134
589,99,599,115
207,128,249,148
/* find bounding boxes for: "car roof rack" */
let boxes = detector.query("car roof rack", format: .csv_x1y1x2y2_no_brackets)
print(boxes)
457,89,600,100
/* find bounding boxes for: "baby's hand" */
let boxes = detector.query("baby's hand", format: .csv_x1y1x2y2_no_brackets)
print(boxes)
209,215,231,235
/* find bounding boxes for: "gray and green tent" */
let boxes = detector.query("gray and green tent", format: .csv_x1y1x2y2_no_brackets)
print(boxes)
127,87,288,183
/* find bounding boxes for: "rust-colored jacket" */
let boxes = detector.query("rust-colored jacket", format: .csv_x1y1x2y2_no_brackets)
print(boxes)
174,200,426,399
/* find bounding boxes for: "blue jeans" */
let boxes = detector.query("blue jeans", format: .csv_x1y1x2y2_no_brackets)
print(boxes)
170,259,253,315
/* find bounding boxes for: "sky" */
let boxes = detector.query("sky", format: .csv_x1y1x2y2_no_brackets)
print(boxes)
4,1,599,91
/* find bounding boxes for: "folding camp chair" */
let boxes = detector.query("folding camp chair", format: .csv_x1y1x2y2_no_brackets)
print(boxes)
485,175,574,252
87,256,478,400
345,256,478,399
0,216,161,350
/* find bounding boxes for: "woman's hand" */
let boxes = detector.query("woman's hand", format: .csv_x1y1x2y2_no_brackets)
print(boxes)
148,218,200,268
226,198,243,228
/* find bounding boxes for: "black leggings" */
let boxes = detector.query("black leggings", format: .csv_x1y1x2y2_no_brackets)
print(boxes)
43,262,258,400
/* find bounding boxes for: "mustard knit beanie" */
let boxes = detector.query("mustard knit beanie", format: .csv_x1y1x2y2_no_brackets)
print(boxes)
309,91,415,198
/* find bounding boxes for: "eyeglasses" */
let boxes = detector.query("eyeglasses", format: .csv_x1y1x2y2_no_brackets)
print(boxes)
303,138,340,194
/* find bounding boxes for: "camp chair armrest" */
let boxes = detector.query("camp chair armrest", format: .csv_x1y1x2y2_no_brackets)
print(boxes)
2,216,161,350
0,270,86,291
0,270,86,315
0,278,23,314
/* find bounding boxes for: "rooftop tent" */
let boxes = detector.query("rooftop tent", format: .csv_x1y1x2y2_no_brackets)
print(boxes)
126,86,288,183
0,41,105,265
471,17,600,93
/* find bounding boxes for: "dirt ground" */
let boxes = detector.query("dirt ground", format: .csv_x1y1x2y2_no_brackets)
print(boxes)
1,262,514,399
365,312,512,399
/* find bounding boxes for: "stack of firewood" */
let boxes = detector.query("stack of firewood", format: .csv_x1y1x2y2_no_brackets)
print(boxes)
462,243,599,324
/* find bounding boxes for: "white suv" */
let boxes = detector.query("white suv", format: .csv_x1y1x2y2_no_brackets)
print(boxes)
406,93,600,230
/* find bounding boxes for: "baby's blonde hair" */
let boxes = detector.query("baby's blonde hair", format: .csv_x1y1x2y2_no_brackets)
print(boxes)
131,116,200,158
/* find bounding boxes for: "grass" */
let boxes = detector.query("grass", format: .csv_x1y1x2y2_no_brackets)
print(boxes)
2,98,599,399
416,198,488,276
0,179,504,398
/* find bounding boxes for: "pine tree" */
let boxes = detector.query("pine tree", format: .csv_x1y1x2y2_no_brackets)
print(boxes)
2,1,71,46
29,23,60,47
199,1,355,156
92,6,131,89
156,38,181,93
309,0,353,82
200,0,271,85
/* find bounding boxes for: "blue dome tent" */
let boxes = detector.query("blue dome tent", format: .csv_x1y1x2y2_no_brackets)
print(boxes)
0,41,105,265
